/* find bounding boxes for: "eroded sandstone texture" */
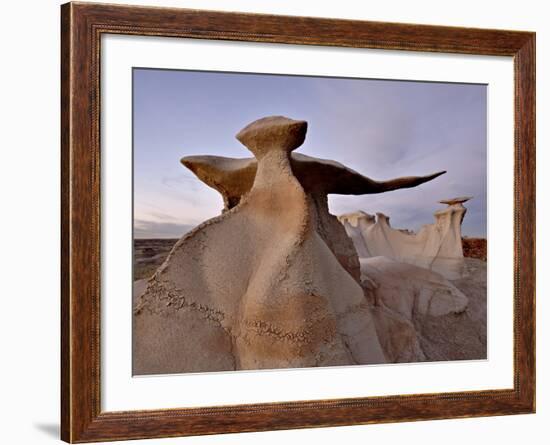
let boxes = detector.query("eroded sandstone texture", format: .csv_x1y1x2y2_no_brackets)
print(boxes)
133,116,484,375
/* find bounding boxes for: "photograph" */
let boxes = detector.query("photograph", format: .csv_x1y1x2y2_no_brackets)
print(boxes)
52,1,536,442
131,68,488,375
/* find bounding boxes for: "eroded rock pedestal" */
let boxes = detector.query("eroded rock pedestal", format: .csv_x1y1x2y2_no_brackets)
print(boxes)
133,116,485,375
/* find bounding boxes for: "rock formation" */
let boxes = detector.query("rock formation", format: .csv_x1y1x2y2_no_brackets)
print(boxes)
181,153,446,211
338,197,472,280
181,154,446,283
362,257,475,362
362,257,486,363
337,196,487,362
132,116,451,375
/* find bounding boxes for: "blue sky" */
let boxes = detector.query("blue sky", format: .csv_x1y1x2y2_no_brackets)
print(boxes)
133,68,487,238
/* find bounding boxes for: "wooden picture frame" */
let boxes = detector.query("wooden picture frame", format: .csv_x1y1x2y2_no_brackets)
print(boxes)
61,2,535,442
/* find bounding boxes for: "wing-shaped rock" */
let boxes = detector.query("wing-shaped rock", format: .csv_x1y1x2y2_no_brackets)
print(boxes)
180,143,445,286
181,153,445,209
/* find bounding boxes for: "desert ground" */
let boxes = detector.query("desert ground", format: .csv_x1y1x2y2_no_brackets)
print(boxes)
133,235,487,373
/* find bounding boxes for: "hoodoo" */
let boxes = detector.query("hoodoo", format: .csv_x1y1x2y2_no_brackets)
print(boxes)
339,197,473,280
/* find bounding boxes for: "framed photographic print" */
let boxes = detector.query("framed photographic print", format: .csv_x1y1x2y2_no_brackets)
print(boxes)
61,2,535,442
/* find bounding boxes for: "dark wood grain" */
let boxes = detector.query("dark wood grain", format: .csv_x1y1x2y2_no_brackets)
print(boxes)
60,4,71,440
60,2,536,443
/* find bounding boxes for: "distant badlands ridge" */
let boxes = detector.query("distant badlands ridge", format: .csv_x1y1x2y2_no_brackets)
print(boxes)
132,116,486,375
134,236,486,281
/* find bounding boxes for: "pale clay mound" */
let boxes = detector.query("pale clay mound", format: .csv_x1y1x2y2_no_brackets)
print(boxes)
133,116,485,375
363,257,486,363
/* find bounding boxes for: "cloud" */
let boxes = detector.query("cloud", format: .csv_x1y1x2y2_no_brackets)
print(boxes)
160,173,202,188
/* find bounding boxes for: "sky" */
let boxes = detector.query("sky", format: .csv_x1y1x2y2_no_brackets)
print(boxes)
133,68,487,239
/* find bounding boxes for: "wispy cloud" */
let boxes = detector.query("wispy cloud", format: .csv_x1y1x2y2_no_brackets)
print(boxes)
160,173,202,188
